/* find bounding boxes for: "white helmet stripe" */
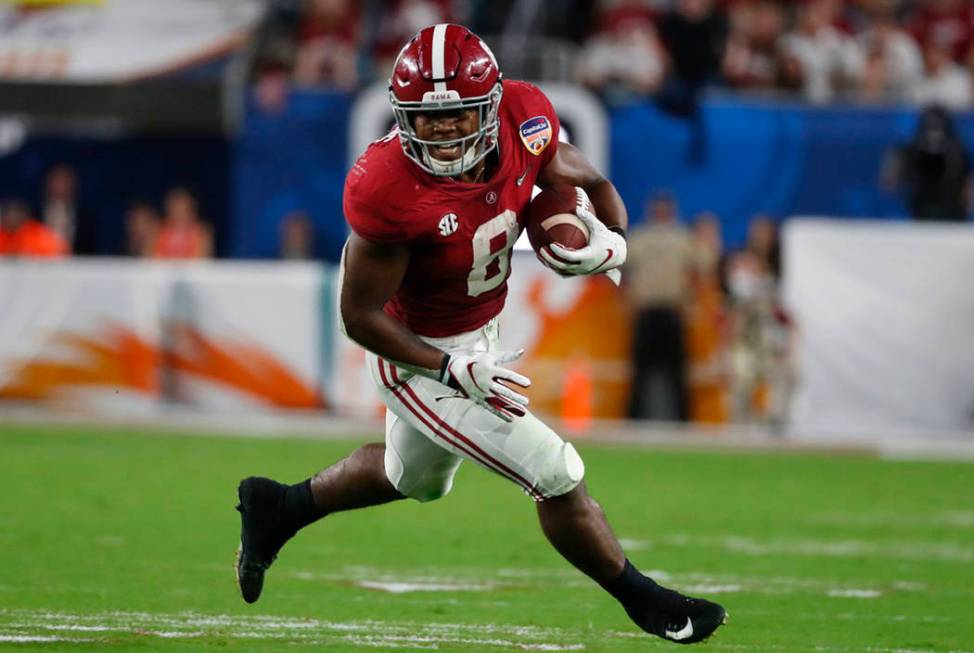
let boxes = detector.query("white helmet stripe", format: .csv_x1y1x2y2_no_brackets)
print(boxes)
431,23,448,92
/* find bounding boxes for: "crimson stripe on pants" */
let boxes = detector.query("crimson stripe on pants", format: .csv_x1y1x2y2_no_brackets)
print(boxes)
387,362,544,499
376,358,542,499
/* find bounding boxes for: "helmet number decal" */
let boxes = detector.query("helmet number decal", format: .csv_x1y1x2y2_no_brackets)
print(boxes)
467,209,519,297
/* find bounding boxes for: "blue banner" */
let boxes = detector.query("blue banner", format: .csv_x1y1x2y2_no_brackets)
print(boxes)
609,97,974,247
232,89,974,258
232,89,352,262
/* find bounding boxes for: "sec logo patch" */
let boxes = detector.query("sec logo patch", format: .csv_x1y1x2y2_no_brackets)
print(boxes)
438,213,459,236
519,116,552,156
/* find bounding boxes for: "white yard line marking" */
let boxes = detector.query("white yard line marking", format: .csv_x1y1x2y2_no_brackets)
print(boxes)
683,584,743,594
343,633,584,651
0,609,585,649
286,565,939,599
809,510,974,529
39,624,114,631
612,638,974,653
826,589,882,599
617,538,650,551
0,634,99,643
646,533,974,563
356,580,496,593
2,608,970,652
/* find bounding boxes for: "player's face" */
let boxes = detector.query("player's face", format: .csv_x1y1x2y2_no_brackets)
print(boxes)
412,108,480,161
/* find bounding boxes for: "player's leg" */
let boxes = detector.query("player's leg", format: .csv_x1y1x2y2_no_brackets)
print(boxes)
373,355,584,500
537,482,726,644
535,481,625,581
380,409,464,502
301,379,463,514
235,407,464,603
306,440,404,516
234,440,404,604
378,354,725,643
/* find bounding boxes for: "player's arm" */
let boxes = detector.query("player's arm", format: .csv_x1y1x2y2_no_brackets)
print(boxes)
340,233,530,421
536,142,628,279
340,232,446,376
537,141,627,234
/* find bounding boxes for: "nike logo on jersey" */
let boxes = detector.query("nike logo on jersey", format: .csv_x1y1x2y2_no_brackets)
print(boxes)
664,617,694,641
516,166,530,186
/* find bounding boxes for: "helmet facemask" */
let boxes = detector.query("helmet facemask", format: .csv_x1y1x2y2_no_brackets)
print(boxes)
391,81,503,177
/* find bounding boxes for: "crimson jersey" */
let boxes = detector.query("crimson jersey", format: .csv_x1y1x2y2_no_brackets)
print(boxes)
344,80,560,337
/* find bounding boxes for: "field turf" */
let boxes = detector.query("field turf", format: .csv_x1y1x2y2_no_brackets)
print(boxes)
0,425,972,652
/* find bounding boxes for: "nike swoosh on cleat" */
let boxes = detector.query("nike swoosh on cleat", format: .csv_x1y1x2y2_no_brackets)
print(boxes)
664,617,694,641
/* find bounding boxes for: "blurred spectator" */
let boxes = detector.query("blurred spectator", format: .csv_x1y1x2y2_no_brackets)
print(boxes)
41,164,97,255
685,212,729,423
726,215,792,426
907,0,974,63
854,0,923,103
595,0,657,31
372,0,451,80
623,191,693,421
292,0,361,88
251,2,301,78
577,7,666,101
659,0,728,86
123,201,160,258
743,213,780,279
886,106,972,221
779,0,863,102
542,0,599,44
152,187,213,259
657,0,728,113
253,72,291,115
723,0,786,91
908,42,973,109
0,199,68,258
280,210,315,259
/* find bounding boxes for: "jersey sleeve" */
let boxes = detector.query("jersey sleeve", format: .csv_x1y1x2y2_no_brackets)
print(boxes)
343,155,408,245
507,81,561,168
534,86,561,168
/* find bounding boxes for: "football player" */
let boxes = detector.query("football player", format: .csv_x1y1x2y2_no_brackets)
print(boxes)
236,24,726,645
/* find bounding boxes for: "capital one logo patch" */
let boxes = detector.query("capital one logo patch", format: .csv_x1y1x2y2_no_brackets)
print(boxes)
519,115,552,155
438,213,459,236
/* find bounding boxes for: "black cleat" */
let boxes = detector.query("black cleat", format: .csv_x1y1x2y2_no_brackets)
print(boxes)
234,476,296,604
624,587,727,645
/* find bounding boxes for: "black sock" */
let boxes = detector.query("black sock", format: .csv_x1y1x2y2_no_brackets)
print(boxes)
282,478,320,531
598,559,662,607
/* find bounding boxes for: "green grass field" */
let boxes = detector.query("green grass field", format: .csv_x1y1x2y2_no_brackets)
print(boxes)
1,425,972,652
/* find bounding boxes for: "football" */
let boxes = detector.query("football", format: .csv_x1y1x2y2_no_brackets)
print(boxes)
524,186,592,262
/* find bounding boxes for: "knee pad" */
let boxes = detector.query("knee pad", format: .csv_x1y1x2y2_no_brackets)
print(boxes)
404,474,455,503
384,447,458,503
535,442,585,499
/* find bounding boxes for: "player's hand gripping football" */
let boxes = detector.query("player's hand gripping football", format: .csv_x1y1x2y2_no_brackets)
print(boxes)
539,198,626,285
441,350,531,422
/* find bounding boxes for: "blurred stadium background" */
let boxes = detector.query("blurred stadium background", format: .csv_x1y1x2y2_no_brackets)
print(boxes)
2,0,973,449
0,0,972,651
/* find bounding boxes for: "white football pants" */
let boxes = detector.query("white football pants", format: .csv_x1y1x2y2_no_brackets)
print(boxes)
366,318,584,502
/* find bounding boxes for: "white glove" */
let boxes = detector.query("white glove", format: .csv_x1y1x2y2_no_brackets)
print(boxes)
538,197,626,284
441,349,531,422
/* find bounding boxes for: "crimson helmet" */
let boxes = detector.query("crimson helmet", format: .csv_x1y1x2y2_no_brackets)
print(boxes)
389,24,503,177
